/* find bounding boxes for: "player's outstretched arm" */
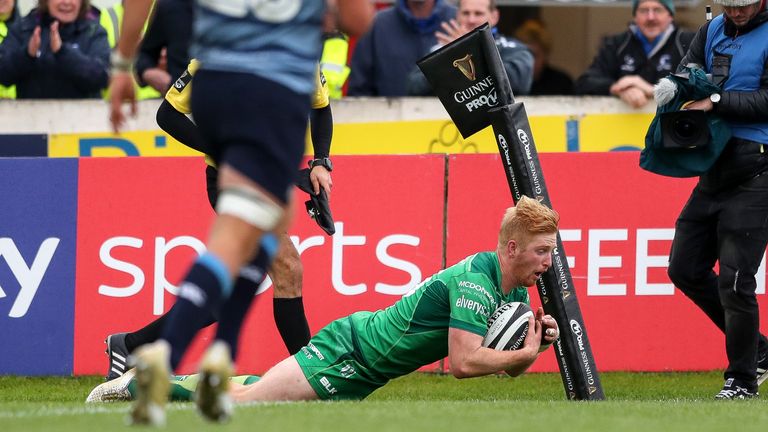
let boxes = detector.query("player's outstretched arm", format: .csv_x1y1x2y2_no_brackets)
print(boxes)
448,317,541,379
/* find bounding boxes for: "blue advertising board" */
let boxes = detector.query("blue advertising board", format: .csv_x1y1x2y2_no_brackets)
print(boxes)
0,158,78,375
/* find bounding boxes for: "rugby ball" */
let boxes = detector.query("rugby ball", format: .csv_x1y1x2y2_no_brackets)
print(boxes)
482,302,533,351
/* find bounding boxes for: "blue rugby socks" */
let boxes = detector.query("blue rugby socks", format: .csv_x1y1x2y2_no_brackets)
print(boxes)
162,252,232,370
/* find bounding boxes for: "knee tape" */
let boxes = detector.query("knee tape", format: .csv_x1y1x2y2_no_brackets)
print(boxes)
216,187,283,231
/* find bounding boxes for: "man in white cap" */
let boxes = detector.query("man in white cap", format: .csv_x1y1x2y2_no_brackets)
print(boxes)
668,0,768,400
575,0,694,108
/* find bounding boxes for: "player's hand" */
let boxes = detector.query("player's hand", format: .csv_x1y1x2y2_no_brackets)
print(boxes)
27,26,41,58
536,307,559,348
309,165,333,196
49,21,62,53
109,72,137,133
522,315,542,358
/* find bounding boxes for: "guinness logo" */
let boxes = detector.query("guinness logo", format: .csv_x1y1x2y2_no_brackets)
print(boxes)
453,54,476,81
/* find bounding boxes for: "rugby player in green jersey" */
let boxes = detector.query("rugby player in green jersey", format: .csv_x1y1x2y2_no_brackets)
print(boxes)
87,195,561,403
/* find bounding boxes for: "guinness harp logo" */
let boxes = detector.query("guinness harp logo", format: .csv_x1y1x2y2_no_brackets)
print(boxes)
453,54,476,81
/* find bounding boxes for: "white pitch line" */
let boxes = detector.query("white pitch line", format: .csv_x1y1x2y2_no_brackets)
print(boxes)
0,403,192,419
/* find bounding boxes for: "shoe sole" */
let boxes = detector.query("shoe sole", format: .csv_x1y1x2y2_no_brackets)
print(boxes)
129,343,170,427
196,342,234,423
86,369,136,403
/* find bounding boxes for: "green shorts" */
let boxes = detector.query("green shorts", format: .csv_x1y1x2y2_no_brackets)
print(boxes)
294,316,389,400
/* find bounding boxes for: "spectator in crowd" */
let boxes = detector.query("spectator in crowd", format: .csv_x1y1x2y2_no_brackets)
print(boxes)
407,0,533,97
0,0,19,98
0,0,109,99
574,0,694,108
667,0,768,399
134,0,192,94
98,0,160,99
348,0,456,97
514,19,574,96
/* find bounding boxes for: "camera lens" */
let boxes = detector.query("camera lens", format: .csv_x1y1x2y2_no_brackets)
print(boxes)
673,118,698,140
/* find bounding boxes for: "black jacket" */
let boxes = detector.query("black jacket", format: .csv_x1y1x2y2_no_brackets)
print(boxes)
575,25,694,95
135,0,192,91
0,8,109,99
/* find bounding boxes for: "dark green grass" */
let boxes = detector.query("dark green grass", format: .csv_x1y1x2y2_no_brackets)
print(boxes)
1,372,766,432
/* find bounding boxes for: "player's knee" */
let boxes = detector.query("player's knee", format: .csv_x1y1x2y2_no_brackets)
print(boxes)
216,185,284,231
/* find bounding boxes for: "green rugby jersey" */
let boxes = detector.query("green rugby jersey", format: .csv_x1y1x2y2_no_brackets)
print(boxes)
349,251,530,380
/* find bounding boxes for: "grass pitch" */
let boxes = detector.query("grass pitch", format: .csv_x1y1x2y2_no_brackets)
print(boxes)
1,371,767,432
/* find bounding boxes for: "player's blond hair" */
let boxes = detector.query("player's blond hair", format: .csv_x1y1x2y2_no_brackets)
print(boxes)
498,195,559,249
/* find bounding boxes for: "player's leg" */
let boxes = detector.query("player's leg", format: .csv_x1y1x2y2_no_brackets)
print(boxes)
130,70,306,425
188,70,309,422
86,372,262,404
270,234,312,354
230,356,318,402
195,236,279,422
105,166,220,383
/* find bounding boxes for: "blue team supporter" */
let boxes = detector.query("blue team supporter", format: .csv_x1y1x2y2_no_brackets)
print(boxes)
0,0,109,99
348,0,456,96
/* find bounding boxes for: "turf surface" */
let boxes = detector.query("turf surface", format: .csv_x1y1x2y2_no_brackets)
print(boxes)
1,371,766,432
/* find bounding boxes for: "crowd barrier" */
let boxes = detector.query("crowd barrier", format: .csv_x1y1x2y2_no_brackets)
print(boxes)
0,97,655,156
2,153,767,376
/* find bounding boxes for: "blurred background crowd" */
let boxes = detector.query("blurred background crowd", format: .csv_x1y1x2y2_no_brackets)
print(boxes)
0,0,708,108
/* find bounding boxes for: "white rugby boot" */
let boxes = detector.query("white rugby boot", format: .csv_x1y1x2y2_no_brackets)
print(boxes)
195,341,234,423
129,341,170,427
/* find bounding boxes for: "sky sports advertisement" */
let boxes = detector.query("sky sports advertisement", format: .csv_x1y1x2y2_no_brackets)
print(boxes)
3,154,768,375
0,158,78,375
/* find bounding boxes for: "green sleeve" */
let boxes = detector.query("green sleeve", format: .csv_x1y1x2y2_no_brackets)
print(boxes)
447,274,498,336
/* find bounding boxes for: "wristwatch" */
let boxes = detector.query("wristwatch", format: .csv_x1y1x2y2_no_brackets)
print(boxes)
309,157,333,172
710,93,721,104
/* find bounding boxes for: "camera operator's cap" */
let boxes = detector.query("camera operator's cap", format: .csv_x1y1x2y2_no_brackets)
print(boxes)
713,0,760,5
633,0,675,16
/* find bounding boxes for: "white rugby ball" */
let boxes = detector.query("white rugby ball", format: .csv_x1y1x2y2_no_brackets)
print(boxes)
482,302,533,351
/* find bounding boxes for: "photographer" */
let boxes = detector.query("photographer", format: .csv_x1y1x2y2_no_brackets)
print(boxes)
667,0,768,399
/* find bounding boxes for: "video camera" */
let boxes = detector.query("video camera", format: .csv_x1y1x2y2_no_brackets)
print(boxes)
659,110,711,149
